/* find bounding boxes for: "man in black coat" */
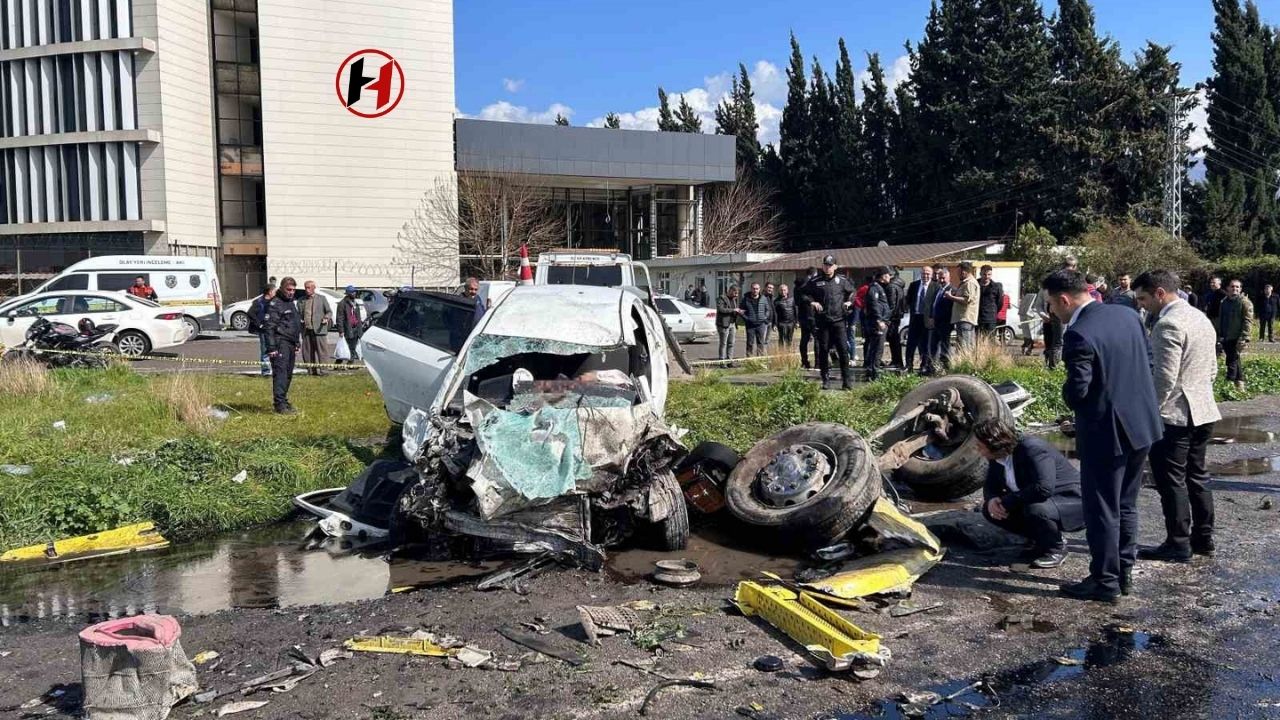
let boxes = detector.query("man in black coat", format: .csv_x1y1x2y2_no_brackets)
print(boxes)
885,270,906,369
1044,269,1162,602
976,418,1084,569
263,276,303,414
904,266,933,373
796,267,818,369
861,267,892,381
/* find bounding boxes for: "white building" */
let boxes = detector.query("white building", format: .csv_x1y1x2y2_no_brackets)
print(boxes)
1,0,458,298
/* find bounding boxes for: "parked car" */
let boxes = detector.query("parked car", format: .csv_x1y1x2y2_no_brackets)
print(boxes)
896,301,1024,344
0,291,188,357
16,255,222,339
653,294,716,342
351,288,389,320
223,289,365,331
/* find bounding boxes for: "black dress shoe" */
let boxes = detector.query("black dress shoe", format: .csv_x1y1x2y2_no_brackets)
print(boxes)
1059,577,1120,603
1031,548,1068,569
1120,568,1133,596
1137,542,1192,563
821,379,831,390
1192,536,1216,556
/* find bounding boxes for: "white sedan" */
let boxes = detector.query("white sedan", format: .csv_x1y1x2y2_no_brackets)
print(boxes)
653,295,716,342
0,291,189,356
223,288,364,330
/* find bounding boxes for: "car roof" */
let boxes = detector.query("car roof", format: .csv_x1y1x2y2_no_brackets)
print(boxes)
0,290,144,311
482,285,637,346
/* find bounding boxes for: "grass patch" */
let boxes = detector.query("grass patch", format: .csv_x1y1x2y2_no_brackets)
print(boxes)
0,368,390,549
0,356,54,396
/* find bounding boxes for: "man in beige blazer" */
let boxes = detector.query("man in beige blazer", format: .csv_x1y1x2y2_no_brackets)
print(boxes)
1133,270,1221,561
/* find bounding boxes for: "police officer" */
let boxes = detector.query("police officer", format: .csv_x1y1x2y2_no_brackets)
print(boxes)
862,266,892,381
796,267,818,369
263,276,303,414
801,255,856,390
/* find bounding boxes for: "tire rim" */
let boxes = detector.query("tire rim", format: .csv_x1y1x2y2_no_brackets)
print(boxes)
755,443,836,508
117,334,147,356
184,318,199,338
232,313,249,330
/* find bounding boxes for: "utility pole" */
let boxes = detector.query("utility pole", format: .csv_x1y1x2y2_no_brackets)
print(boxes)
1162,94,1185,243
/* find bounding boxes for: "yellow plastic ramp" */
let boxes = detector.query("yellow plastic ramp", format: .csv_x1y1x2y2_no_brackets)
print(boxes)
1,522,169,564
733,581,883,672
343,636,451,657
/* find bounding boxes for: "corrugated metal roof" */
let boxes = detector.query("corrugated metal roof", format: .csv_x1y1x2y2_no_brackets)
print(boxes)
748,241,997,273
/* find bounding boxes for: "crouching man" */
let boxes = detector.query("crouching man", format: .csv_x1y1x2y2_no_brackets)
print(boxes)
975,418,1084,569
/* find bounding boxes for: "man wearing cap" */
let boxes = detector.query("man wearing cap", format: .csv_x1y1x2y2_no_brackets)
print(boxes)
335,285,364,365
801,255,856,390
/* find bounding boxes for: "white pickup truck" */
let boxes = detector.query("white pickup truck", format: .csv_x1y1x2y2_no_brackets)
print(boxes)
534,250,652,289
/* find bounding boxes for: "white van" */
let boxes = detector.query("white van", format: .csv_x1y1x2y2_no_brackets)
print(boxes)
535,250,652,289
28,256,222,338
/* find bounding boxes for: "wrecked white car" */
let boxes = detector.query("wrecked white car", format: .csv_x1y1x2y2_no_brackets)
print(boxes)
356,285,688,569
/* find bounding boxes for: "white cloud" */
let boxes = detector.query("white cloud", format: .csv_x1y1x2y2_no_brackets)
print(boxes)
468,101,573,125
855,54,912,98
502,77,524,93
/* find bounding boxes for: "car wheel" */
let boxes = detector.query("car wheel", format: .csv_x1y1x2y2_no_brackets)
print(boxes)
89,342,122,368
182,316,201,339
724,422,880,547
230,311,251,331
997,326,1016,345
889,375,1011,501
651,471,690,551
114,331,151,358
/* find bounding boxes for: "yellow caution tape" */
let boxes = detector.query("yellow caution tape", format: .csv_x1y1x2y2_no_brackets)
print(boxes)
733,581,882,672
1,521,169,563
343,635,452,657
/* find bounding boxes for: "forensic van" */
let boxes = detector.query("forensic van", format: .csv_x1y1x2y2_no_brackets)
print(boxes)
24,256,222,338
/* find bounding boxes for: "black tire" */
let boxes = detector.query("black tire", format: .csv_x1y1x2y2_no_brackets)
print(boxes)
889,375,1011,501
230,311,251,331
997,326,1015,345
652,471,690,551
724,423,880,547
677,441,742,475
114,330,151,357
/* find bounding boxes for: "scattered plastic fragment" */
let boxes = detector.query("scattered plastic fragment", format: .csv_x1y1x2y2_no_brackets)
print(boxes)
2,521,168,563
1053,656,1084,666
497,626,585,666
455,646,493,668
577,603,652,645
217,700,269,716
344,635,450,657
230,470,248,484
317,648,353,667
753,655,784,672
640,678,717,716
206,407,231,421
733,581,887,673
85,393,115,404
192,650,220,665
1261,496,1274,511
0,464,32,476
52,420,66,430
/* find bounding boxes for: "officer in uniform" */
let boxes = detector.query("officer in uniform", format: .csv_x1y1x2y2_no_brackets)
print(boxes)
801,255,856,390
263,276,303,414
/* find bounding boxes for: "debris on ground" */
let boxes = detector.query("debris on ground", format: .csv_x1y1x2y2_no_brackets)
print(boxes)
1053,656,1085,666
79,615,197,720
734,581,887,674
639,678,717,716
192,650,220,665
577,602,656,645
888,600,945,618
998,614,1038,630
497,625,586,666
344,635,450,657
476,553,558,592
0,463,33,475
1260,496,1274,510
653,559,702,587
918,508,1023,550
217,700,269,716
230,470,247,484
1,521,169,563
52,420,66,430
454,645,493,668
752,655,785,672
85,392,115,404
206,407,231,421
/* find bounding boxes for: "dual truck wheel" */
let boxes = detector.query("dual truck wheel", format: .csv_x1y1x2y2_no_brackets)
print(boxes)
722,376,1011,546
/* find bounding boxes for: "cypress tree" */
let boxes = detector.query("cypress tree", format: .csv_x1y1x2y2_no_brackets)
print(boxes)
604,113,622,129
861,53,896,225
675,95,703,132
806,59,841,233
657,88,679,132
554,113,569,126
779,33,814,240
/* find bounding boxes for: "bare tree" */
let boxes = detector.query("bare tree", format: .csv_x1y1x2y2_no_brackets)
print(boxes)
394,172,565,283
700,178,784,255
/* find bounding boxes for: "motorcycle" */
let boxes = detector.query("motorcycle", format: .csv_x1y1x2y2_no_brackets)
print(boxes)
2,317,122,369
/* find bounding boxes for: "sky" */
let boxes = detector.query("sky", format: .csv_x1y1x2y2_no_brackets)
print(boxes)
454,0,1239,151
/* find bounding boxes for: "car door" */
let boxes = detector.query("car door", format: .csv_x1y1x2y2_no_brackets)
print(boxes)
53,295,129,332
0,296,66,347
361,292,477,423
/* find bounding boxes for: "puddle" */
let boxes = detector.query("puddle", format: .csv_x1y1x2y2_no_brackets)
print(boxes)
0,521,500,626
1208,455,1280,477
1208,415,1277,445
833,626,1165,719
606,524,805,586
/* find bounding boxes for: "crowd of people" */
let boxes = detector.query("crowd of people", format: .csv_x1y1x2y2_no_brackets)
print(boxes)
973,266,1228,603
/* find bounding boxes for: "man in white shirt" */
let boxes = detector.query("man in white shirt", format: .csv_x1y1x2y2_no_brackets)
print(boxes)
1133,269,1221,561
975,418,1084,569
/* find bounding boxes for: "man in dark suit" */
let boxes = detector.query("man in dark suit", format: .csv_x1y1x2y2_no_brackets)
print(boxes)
975,418,1084,569
904,266,934,373
1044,270,1162,602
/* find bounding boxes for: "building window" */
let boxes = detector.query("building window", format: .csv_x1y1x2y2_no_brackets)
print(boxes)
656,271,670,296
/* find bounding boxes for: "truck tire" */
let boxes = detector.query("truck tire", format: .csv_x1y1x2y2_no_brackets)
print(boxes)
724,423,880,548
889,375,1011,501
676,441,742,476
